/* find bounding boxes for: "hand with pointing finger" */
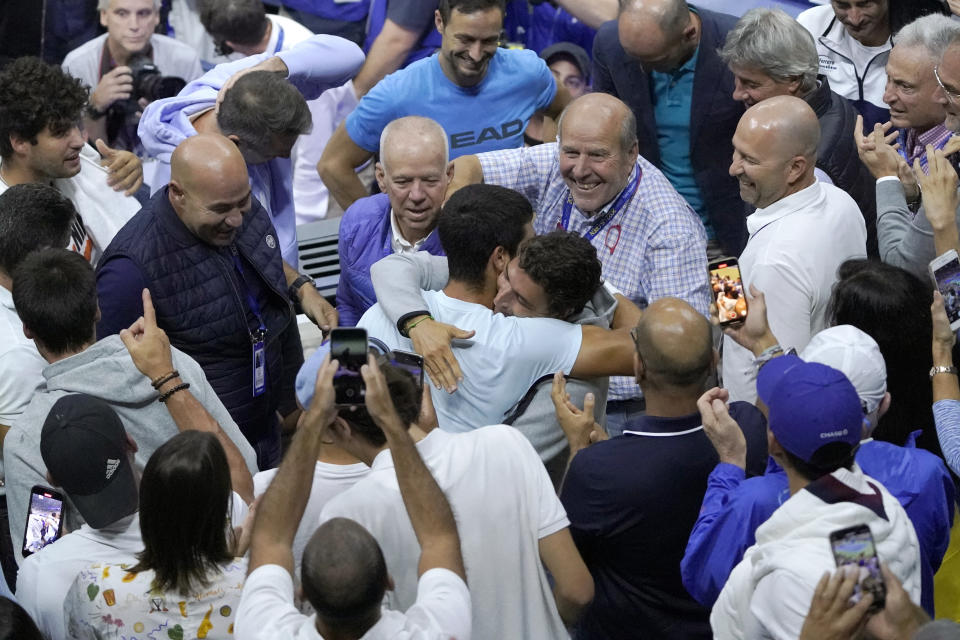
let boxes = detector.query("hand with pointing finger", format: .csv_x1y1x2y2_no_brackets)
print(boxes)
119,288,173,381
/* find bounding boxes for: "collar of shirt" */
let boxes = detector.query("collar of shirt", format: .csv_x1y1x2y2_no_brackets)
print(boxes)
0,285,13,312
745,180,821,237
369,429,451,472
904,124,953,165
621,410,702,435
390,209,429,254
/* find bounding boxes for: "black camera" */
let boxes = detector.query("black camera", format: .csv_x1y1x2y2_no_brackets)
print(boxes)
128,55,187,102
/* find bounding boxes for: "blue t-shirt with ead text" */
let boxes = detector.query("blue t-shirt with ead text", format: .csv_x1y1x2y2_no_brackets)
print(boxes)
345,48,557,157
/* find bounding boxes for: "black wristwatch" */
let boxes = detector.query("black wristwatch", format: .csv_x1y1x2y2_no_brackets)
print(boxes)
86,103,107,120
288,273,314,302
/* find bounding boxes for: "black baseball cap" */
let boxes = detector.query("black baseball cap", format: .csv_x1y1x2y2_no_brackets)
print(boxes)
40,395,139,528
540,42,591,81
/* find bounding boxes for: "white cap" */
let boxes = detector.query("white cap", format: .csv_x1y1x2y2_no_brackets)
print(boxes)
800,325,887,414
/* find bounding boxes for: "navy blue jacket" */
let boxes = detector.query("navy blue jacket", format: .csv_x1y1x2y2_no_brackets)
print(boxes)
336,193,445,326
593,8,748,256
95,187,303,462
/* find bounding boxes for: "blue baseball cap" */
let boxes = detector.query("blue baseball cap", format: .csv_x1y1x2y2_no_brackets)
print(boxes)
756,354,863,463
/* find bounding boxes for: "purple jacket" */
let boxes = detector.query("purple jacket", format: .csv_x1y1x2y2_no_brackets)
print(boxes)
336,193,445,326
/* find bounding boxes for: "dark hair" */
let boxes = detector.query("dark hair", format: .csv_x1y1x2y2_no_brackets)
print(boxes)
0,597,44,640
0,184,76,275
301,518,387,633
516,231,602,319
129,431,234,596
828,259,935,449
337,360,422,448
199,0,269,49
438,184,533,288
890,0,950,35
0,57,88,158
12,249,97,356
217,71,311,155
438,0,506,23
782,443,856,483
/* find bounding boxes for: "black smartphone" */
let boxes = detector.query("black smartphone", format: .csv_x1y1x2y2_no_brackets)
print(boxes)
331,328,368,406
709,257,748,326
829,523,886,613
391,350,425,392
22,485,65,557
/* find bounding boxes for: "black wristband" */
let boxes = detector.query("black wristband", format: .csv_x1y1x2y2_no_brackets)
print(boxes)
288,273,314,302
158,382,190,403
86,103,107,120
397,310,432,338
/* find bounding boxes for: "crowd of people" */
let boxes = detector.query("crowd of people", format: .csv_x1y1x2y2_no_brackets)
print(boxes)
4,0,960,638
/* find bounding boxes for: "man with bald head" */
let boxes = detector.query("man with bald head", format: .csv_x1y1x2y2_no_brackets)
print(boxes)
449,92,710,434
723,96,867,403
559,296,768,639
336,116,452,326
95,133,305,467
592,0,746,256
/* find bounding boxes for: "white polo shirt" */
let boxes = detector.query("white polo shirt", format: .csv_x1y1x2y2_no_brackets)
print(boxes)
234,564,471,640
722,180,867,402
16,514,141,640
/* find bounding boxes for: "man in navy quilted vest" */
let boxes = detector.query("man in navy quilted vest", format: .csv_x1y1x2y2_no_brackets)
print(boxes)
94,133,304,468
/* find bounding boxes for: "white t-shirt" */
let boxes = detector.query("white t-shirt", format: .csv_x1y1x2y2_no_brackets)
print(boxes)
235,564,470,640
722,181,867,402
17,514,141,640
321,426,571,640
0,286,45,427
253,460,369,574
358,290,582,432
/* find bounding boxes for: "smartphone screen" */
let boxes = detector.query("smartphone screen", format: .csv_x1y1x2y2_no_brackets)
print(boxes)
709,258,748,326
932,253,960,327
331,328,368,406
391,350,425,392
22,486,65,557
829,524,885,612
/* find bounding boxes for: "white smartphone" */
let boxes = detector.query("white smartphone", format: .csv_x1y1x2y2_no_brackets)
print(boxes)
930,249,960,332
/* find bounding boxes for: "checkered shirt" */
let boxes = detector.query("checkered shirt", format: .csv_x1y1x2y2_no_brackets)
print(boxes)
478,143,711,400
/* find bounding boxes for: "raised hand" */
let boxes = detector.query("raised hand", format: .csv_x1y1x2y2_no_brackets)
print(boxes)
408,317,475,393
119,288,173,381
90,66,133,113
96,138,143,196
697,387,746,469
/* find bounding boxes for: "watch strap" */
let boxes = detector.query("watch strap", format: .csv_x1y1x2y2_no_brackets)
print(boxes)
288,274,314,302
930,365,958,379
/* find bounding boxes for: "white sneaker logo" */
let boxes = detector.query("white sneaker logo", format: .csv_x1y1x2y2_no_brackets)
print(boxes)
105,458,120,480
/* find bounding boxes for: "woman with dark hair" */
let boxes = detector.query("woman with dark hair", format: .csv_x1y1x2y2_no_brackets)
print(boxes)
0,597,44,640
64,431,249,639
829,259,939,452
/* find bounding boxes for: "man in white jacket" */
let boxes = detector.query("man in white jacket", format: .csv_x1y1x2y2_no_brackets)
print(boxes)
710,354,921,640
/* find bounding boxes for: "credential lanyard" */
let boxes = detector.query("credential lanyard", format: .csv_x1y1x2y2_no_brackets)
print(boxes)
231,249,267,397
558,165,641,242
897,129,950,165
274,26,285,54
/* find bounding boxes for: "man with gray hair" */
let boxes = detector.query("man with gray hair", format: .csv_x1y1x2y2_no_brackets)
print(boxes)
62,0,203,156
720,7,878,255
856,13,960,279
336,116,452,326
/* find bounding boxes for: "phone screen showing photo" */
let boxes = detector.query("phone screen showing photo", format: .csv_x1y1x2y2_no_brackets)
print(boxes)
830,525,885,611
22,488,64,556
934,255,960,325
709,260,748,326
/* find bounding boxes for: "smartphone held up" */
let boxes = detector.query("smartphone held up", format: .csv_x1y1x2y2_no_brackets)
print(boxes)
709,257,748,326
22,485,65,557
930,249,960,332
829,523,886,613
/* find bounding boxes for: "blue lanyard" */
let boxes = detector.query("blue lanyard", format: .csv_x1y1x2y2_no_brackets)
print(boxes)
230,249,267,340
558,165,641,242
274,26,285,53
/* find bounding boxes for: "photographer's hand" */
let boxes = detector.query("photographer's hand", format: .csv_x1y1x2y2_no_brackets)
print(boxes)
91,66,133,113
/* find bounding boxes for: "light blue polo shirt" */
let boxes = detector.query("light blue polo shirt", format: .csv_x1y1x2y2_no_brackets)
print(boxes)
651,46,711,238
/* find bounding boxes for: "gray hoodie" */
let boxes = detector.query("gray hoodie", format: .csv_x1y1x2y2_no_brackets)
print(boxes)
4,335,258,565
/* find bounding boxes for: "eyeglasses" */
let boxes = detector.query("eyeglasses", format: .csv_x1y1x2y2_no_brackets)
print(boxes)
935,65,960,104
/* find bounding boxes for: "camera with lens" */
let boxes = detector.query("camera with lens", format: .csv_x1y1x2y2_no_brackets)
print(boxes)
105,55,187,148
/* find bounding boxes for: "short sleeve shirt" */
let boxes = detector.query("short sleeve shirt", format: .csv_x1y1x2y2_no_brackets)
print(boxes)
234,564,471,640
345,48,556,157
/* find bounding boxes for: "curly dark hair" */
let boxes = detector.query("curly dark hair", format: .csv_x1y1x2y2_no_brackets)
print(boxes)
517,231,603,319
0,57,88,158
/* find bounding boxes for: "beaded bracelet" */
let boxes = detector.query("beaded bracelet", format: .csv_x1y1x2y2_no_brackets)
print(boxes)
158,382,190,403
151,370,180,390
